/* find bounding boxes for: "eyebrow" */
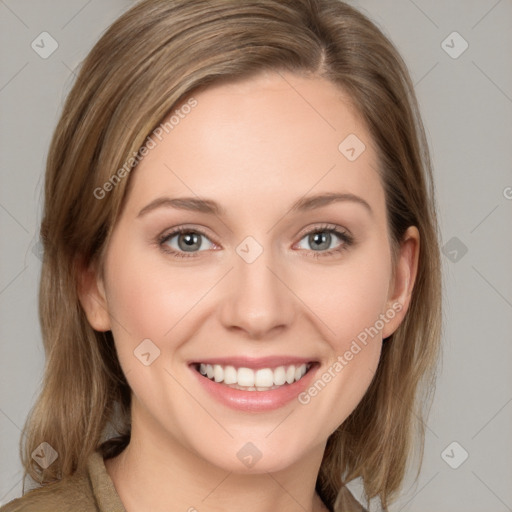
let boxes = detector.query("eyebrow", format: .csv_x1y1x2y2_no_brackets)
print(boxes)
137,192,373,218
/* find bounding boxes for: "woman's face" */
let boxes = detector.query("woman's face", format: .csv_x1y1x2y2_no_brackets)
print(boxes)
81,71,418,474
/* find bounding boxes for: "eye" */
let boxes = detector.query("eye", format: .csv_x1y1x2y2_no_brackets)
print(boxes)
295,224,354,258
158,224,354,260
158,227,216,258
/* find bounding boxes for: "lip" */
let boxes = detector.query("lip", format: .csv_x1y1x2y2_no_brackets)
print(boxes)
189,359,319,412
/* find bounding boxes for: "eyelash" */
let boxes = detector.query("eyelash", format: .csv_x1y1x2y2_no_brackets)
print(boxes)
157,224,354,260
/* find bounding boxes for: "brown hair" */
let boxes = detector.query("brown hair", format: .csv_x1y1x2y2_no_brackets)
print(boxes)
20,1,442,509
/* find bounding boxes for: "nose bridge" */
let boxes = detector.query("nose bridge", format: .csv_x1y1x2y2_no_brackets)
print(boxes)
219,236,295,337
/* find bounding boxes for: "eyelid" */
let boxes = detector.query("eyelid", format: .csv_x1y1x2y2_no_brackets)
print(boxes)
295,222,351,240
158,225,218,250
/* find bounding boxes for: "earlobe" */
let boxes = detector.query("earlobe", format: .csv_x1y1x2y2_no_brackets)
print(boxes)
76,260,112,332
382,226,420,339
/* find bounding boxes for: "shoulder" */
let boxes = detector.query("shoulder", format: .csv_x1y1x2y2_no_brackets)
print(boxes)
0,472,93,512
0,450,125,512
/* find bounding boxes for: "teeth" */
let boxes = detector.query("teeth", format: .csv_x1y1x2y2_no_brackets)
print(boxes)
213,365,224,383
273,366,286,385
197,362,310,390
237,367,254,387
286,365,295,384
255,368,274,387
223,365,237,385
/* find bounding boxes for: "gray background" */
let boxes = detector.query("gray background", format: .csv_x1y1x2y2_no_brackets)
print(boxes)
0,1,511,511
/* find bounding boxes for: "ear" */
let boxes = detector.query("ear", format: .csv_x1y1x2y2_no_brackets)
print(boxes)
382,226,420,339
77,259,112,332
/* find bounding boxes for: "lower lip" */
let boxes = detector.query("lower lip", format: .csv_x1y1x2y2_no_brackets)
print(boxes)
190,364,318,412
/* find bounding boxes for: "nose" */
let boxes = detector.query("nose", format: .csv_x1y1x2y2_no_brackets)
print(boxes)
218,246,296,339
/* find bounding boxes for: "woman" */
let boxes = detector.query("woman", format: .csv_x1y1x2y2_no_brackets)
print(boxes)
1,0,442,511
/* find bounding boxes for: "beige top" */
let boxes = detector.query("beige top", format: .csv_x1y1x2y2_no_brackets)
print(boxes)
0,451,367,512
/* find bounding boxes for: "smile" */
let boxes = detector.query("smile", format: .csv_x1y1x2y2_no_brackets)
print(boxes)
189,356,319,411
195,362,312,391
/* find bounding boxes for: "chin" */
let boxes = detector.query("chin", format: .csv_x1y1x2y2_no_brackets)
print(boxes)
192,435,315,476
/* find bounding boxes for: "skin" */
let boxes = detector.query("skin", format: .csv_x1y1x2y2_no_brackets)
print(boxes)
79,71,419,512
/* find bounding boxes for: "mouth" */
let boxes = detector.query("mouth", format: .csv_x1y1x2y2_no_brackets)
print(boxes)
188,356,320,411
192,361,315,391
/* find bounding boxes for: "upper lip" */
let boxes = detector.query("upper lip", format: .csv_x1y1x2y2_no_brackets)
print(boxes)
189,356,317,370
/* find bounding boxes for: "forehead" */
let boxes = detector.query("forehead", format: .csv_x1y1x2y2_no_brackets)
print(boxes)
123,71,385,220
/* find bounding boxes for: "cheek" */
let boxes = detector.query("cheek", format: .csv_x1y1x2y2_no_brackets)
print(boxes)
107,268,171,337
299,245,392,350
102,242,230,377
106,219,215,316
101,243,181,363
292,244,390,423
